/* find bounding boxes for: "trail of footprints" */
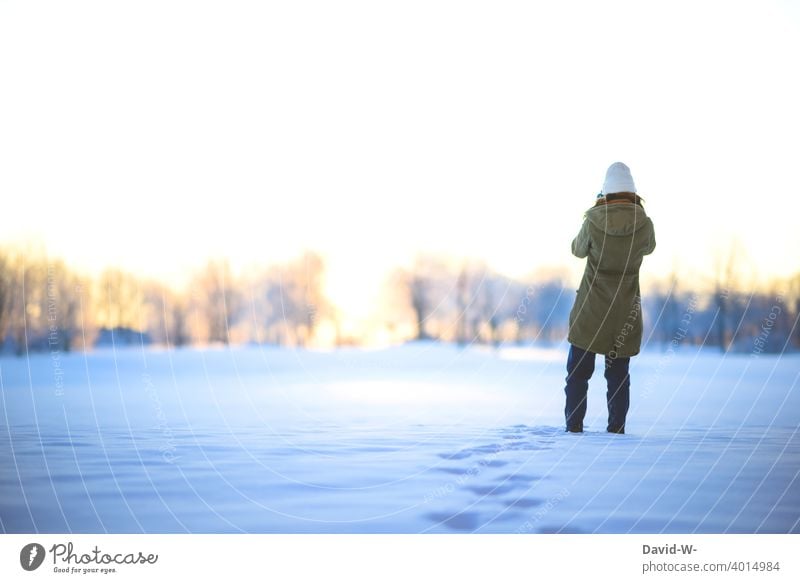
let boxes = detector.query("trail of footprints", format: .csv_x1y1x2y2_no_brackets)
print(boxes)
423,425,571,533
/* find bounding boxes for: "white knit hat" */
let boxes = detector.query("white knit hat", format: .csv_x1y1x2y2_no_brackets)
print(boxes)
602,162,637,194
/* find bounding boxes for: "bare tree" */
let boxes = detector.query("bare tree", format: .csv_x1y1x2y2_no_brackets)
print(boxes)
793,275,800,349
95,269,144,330
0,249,12,348
400,256,453,341
45,259,84,352
409,271,433,340
276,251,329,346
190,260,240,345
454,262,504,345
3,253,48,354
141,281,189,348
711,241,743,352
454,266,470,344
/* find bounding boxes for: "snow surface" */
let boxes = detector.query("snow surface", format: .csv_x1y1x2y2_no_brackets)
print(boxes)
1,342,798,533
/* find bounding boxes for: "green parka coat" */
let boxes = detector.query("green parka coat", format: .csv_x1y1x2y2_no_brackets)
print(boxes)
567,200,656,357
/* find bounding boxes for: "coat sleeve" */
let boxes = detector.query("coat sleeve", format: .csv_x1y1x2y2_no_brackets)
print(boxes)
643,219,656,255
571,219,591,258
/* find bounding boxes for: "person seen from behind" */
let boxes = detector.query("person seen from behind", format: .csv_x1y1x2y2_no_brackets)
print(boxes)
564,162,656,434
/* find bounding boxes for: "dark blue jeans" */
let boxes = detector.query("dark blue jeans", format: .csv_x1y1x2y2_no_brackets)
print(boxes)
564,344,630,433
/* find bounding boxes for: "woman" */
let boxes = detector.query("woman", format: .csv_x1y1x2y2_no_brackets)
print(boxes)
564,162,656,434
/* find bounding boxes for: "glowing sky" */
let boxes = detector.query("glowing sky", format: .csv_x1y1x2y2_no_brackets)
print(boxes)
1,1,799,326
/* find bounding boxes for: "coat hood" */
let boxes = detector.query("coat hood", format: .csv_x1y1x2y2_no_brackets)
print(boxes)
586,202,650,236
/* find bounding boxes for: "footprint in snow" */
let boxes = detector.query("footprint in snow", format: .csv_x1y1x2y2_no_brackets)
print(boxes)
425,510,482,532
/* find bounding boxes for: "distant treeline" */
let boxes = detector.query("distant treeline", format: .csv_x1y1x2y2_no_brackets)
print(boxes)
0,248,329,354
1,247,798,355
391,256,800,354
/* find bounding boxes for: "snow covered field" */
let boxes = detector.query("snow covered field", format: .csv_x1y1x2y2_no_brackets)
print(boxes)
1,343,798,533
